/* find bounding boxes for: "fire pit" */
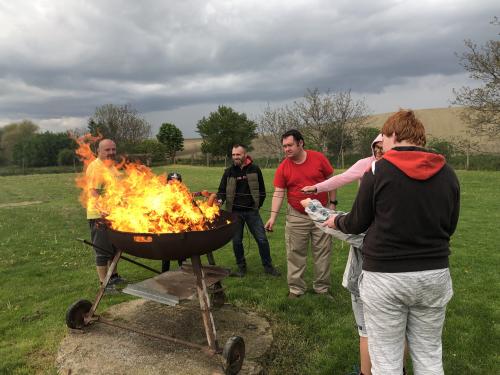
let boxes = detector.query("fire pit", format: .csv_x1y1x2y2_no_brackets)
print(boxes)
66,210,246,375
107,210,237,260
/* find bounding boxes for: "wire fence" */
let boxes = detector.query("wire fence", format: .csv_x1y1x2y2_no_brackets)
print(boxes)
2,151,500,176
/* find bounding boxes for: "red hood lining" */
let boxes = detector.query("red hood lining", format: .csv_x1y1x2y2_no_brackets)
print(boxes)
382,148,445,180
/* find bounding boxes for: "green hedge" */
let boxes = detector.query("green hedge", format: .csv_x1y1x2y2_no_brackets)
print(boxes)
448,154,500,170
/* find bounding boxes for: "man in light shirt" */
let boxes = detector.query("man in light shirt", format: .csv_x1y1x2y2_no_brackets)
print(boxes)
86,139,124,290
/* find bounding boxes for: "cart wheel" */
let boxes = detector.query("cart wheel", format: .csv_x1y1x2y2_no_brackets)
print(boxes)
222,336,245,375
66,299,92,329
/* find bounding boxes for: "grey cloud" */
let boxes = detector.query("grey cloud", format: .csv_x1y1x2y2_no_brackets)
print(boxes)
0,0,498,125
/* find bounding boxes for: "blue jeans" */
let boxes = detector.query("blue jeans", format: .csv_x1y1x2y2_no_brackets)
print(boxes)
232,209,272,268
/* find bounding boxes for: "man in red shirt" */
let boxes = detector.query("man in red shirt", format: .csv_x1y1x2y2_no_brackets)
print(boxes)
265,129,337,299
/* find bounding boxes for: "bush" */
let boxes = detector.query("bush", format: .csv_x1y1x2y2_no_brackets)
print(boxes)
57,149,76,166
448,153,500,170
125,139,167,162
356,127,381,154
12,132,76,167
427,138,455,160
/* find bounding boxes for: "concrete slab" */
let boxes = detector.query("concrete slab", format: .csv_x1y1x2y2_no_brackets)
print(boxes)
56,299,272,375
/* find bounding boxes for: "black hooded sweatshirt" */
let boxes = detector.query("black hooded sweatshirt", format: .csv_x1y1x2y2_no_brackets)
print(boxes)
335,146,460,273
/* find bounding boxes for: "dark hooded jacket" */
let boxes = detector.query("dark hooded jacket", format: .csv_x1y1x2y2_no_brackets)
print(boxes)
335,146,460,273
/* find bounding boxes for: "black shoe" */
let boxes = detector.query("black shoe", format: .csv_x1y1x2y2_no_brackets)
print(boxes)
109,273,126,285
264,266,281,277
230,265,247,277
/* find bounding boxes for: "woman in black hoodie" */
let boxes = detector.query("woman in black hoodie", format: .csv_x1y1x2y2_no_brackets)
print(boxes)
325,110,460,375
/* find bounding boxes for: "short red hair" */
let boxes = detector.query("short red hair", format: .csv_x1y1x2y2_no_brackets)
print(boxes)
381,109,426,146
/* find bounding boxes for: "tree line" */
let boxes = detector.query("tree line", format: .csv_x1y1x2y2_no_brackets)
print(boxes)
0,107,186,168
0,93,375,169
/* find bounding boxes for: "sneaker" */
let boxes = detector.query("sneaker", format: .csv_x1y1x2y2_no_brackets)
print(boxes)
109,274,126,285
264,266,281,277
230,265,247,278
288,292,301,299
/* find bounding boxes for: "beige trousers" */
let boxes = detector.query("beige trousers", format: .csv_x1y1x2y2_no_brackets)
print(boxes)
285,205,332,295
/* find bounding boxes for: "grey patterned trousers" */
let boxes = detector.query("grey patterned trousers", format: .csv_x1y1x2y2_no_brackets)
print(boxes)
359,269,453,375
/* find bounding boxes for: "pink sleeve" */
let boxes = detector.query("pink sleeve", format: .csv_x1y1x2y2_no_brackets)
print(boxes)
315,156,374,192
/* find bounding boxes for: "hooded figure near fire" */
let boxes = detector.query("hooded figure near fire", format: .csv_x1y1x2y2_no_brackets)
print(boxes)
325,109,460,375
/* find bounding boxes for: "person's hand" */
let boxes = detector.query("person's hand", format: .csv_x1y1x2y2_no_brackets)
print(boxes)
327,202,336,210
321,214,337,229
207,193,217,207
264,218,275,232
300,198,312,208
301,186,317,194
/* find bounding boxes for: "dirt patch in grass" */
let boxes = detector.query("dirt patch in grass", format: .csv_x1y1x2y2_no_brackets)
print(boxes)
0,201,43,208
56,299,272,375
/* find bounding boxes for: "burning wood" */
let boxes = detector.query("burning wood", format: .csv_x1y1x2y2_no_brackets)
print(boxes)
75,134,221,234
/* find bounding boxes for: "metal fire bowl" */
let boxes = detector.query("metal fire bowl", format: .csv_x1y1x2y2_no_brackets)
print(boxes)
106,210,238,260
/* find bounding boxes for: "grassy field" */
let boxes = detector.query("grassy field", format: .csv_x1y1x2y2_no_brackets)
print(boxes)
0,166,498,374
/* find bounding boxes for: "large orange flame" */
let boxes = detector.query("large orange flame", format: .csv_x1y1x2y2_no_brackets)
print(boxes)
75,134,220,234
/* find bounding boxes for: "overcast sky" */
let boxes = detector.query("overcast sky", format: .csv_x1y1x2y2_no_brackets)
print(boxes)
0,0,498,137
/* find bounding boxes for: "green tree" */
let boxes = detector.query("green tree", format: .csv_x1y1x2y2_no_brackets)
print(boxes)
57,148,78,166
0,120,39,163
88,104,151,146
453,18,500,138
12,132,76,167
326,126,354,167
355,127,381,155
156,123,184,163
197,105,257,158
131,139,168,162
0,127,5,165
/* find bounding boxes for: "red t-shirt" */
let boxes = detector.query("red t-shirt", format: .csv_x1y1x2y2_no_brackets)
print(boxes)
273,150,334,214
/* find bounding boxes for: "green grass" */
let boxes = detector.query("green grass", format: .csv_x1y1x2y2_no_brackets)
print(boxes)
0,166,498,374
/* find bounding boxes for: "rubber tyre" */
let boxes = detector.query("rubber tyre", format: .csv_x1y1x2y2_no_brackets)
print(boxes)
66,299,92,329
222,336,245,375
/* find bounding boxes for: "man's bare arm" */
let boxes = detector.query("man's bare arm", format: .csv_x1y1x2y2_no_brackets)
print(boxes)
264,187,286,231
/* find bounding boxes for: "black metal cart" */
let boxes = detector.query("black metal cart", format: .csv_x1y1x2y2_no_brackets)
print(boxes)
66,211,245,375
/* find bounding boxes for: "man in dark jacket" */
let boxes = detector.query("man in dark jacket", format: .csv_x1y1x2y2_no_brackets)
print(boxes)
324,110,460,375
217,144,280,277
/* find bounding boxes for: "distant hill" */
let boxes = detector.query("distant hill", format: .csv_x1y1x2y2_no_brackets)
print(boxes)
177,107,500,157
367,107,499,153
